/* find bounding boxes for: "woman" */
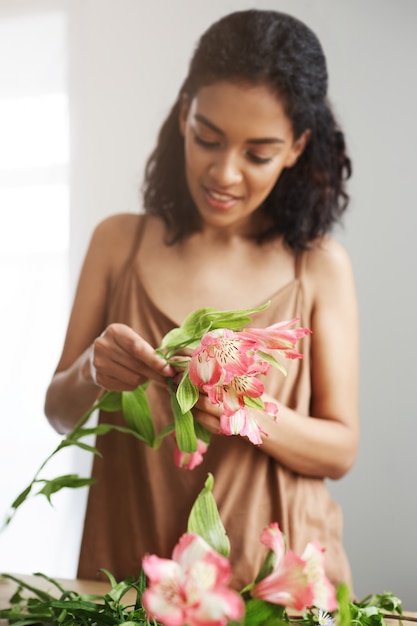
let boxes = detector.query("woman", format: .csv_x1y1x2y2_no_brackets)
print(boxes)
45,9,359,590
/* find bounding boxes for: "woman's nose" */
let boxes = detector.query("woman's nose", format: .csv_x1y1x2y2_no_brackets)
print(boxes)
208,151,243,186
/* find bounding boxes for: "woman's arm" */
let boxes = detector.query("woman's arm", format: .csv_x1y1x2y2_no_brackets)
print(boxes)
44,215,173,434
194,238,359,480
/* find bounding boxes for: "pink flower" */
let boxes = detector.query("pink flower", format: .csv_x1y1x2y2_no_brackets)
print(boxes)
186,321,308,446
210,374,266,414
219,407,267,445
251,524,337,612
188,329,258,387
251,523,314,610
239,318,311,360
142,533,244,626
301,542,337,611
173,438,208,471
211,376,278,445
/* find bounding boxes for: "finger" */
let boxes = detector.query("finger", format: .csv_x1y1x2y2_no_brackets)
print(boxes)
97,324,174,382
193,408,221,435
111,324,174,377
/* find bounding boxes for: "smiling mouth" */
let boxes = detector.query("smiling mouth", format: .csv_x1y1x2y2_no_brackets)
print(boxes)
203,186,242,209
207,189,238,202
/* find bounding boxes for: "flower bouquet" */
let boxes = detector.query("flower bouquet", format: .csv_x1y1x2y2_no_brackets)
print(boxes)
3,301,310,524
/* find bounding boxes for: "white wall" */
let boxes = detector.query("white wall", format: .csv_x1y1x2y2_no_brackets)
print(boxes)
1,0,416,610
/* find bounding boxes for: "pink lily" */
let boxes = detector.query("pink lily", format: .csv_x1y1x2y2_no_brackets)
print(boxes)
219,407,268,445
251,523,314,610
301,542,338,611
142,533,244,626
239,318,311,359
173,437,208,471
188,329,258,387
208,374,266,414
251,524,337,611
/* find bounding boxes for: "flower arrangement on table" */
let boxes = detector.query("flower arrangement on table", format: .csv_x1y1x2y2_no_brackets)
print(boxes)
0,303,411,625
0,475,406,626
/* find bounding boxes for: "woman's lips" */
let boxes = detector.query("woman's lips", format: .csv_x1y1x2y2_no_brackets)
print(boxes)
203,186,241,210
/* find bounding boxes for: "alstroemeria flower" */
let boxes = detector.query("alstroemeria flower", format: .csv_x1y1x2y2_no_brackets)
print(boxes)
239,318,311,360
251,523,314,610
251,524,337,612
301,542,337,611
209,373,266,414
142,533,244,626
173,437,208,471
219,407,267,445
186,321,307,447
188,329,258,387
210,375,278,445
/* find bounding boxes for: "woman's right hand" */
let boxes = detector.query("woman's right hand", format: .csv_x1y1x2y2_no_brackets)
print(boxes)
87,323,175,392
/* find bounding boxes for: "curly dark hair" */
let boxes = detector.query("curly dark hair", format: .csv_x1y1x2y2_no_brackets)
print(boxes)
142,9,351,250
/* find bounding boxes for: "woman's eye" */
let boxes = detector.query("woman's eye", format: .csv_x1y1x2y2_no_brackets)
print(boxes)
247,153,273,165
193,134,220,149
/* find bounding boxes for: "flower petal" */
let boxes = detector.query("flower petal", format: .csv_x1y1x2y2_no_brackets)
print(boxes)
301,542,337,611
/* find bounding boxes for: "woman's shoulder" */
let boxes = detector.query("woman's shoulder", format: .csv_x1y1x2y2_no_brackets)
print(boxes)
92,212,142,244
302,236,355,300
87,213,145,279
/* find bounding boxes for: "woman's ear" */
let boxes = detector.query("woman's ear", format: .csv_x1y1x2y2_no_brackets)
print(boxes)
284,128,311,168
178,92,190,136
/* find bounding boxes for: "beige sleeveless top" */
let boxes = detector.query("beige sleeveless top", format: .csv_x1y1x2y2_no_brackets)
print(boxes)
77,218,352,590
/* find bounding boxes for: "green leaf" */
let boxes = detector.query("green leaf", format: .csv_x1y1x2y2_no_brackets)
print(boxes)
200,301,270,332
159,307,214,352
336,583,352,626
243,598,286,626
194,420,212,445
176,373,199,414
256,350,288,376
187,473,230,557
253,549,276,583
10,484,33,510
153,421,176,449
35,475,95,503
170,389,197,453
122,385,155,446
70,441,102,456
97,391,122,412
244,396,265,411
160,301,271,358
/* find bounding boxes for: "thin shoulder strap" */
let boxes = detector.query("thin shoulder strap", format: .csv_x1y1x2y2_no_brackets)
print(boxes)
124,213,148,266
294,250,307,279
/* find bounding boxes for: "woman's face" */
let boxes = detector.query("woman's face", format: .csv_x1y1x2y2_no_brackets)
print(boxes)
179,81,308,234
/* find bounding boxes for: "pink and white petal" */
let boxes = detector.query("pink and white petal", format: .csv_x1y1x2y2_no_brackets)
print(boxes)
221,384,243,414
173,438,208,471
142,554,181,583
193,589,245,625
219,411,243,436
240,319,311,352
220,408,265,445
142,587,185,626
189,350,223,386
239,411,266,445
301,542,337,611
259,523,286,564
252,550,314,610
264,401,279,420
230,374,265,399
173,533,212,567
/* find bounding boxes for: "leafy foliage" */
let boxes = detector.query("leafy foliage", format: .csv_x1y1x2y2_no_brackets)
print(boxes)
0,478,410,626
